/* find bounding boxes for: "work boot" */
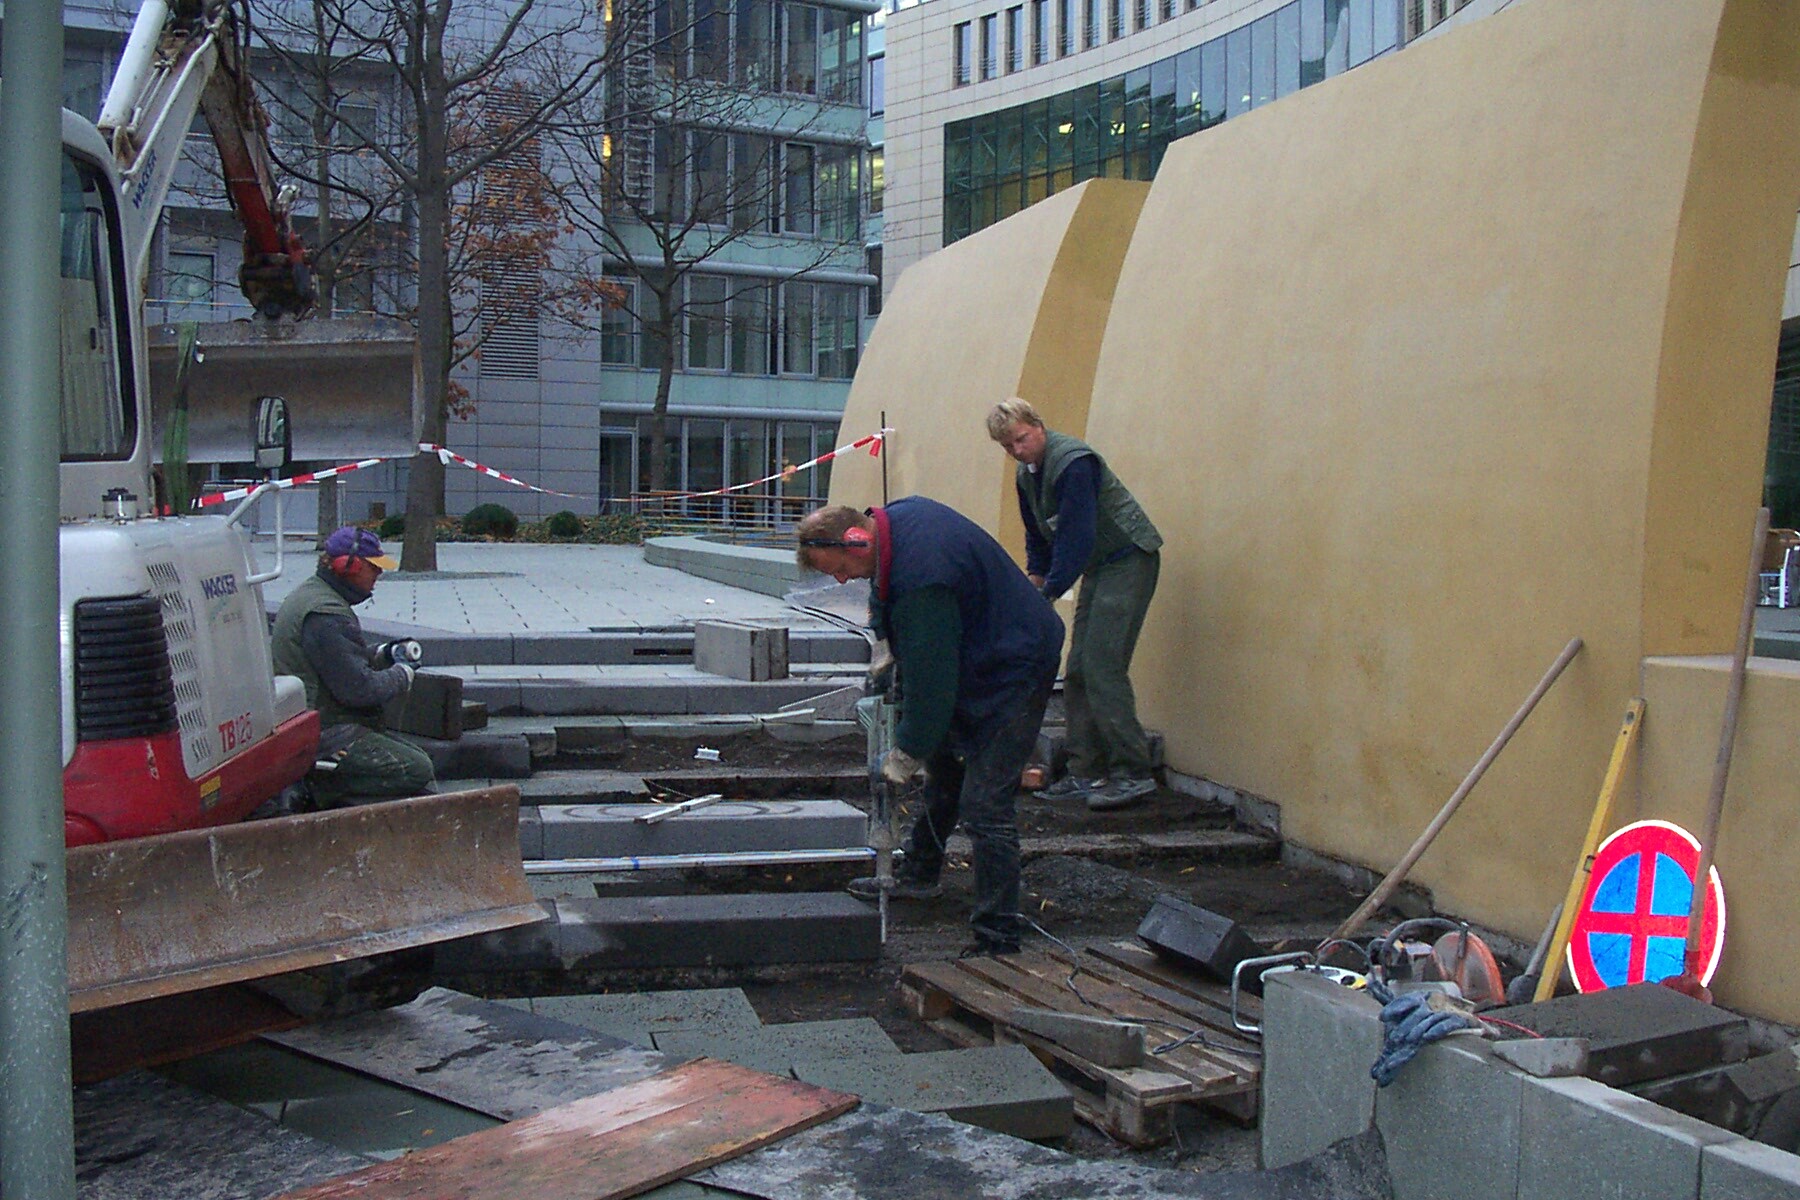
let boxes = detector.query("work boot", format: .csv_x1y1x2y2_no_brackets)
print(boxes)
1086,774,1156,811
1033,774,1100,801
847,873,942,901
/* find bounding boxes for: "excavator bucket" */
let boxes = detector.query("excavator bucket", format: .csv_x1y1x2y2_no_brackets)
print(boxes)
145,316,418,464
66,788,544,1014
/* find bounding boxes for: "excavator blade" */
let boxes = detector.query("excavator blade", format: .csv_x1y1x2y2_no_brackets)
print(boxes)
145,315,418,464
66,788,544,1014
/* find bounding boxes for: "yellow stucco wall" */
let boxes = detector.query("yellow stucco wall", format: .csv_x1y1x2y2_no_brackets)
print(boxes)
826,0,1800,1016
828,179,1148,559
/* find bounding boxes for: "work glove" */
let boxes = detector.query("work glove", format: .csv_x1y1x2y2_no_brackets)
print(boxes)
881,747,922,786
866,640,895,697
378,639,424,667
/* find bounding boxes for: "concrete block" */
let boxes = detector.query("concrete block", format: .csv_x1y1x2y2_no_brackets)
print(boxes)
1702,1138,1800,1200
499,988,763,1050
383,671,464,740
795,1045,1073,1141
444,732,531,779
460,701,489,731
1517,1074,1738,1200
1136,893,1265,983
550,892,880,969
694,620,789,681
431,900,560,973
1259,969,1385,1170
1635,1047,1800,1138
1491,982,1750,1088
654,1018,900,1075
535,799,868,859
517,805,544,858
1378,1038,1521,1200
1005,1008,1145,1067
1494,1036,1591,1078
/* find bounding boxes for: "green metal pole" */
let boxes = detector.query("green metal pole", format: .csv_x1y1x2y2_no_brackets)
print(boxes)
0,0,74,1194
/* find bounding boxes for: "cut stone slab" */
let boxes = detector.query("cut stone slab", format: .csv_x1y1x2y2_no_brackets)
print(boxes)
1006,1007,1146,1068
694,619,790,681
1135,893,1266,983
1517,1073,1739,1200
779,684,863,722
497,988,763,1051
1259,969,1386,1171
437,771,651,805
435,893,881,974
535,798,868,859
1488,982,1750,1088
1701,1137,1800,1200
654,1018,901,1076
794,1044,1074,1141
384,670,464,740
442,731,531,779
1634,1044,1800,1142
1377,1038,1522,1200
1493,1036,1591,1078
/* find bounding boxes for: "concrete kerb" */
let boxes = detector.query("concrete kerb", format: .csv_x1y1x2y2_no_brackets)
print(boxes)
1258,970,1800,1200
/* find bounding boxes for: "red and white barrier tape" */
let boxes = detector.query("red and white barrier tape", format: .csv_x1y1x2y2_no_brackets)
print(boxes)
194,428,891,509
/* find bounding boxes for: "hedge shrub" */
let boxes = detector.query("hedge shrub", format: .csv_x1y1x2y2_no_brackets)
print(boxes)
461,502,519,539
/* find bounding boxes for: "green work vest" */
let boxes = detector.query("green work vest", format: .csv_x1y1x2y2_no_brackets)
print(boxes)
270,572,381,730
1018,430,1163,572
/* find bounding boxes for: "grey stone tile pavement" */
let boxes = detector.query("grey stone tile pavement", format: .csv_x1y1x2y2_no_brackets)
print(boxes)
257,541,849,636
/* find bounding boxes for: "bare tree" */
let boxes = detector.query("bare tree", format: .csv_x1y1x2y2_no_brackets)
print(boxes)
544,0,870,495
245,0,635,569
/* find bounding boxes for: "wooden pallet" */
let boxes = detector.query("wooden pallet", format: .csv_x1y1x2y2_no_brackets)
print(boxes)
900,940,1263,1147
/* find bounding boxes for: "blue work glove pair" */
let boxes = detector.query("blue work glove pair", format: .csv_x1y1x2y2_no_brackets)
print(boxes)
1370,989,1482,1087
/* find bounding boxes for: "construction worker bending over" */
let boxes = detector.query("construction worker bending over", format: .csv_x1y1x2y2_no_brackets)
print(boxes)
271,525,434,807
989,397,1163,812
797,499,1062,957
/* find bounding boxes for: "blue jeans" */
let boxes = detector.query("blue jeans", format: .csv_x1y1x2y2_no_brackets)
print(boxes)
901,670,1054,952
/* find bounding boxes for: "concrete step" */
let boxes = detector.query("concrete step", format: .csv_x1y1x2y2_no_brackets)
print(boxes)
521,798,868,860
495,988,762,1050
652,1018,902,1076
433,893,880,975
404,628,870,668
461,671,856,718
795,1044,1074,1141
441,766,866,807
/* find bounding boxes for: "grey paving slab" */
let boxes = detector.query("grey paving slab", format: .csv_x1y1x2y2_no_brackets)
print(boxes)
1377,1038,1521,1200
535,798,868,858
1702,1138,1800,1200
1491,982,1751,1088
497,987,764,1050
72,1070,369,1200
654,1018,901,1075
1259,970,1385,1170
1517,1074,1738,1200
794,1044,1073,1141
437,770,647,803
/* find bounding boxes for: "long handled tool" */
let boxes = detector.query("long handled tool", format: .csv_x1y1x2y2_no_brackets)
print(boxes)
1530,698,1645,1002
1664,507,1769,1004
1328,636,1584,944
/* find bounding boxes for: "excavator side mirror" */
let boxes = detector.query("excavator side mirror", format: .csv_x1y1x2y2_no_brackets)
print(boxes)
253,395,291,473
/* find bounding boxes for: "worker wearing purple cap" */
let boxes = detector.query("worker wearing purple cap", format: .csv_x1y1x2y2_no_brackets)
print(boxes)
270,526,433,807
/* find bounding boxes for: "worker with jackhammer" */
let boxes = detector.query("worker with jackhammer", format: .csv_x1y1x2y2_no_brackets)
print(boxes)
988,397,1163,812
270,526,434,808
797,500,1062,957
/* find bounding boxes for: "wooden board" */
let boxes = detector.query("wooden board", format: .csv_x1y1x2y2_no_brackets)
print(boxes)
900,943,1262,1146
273,1057,859,1200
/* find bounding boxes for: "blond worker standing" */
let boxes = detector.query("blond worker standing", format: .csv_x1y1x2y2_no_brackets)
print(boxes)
989,397,1163,810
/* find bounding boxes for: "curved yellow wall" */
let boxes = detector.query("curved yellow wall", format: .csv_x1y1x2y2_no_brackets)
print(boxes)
828,179,1148,558
839,0,1800,1017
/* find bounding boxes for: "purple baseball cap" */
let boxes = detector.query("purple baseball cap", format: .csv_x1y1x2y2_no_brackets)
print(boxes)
323,525,398,570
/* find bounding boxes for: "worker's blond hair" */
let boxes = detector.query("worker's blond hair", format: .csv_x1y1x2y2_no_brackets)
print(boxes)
987,396,1044,440
794,506,873,568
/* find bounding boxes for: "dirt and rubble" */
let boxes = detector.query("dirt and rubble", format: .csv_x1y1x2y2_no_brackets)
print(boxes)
501,728,1372,1177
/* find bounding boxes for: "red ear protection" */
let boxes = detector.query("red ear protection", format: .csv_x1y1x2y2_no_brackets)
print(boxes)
799,526,874,550
841,527,872,547
330,555,355,573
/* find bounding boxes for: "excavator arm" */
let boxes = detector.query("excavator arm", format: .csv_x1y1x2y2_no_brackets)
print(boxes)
98,0,314,318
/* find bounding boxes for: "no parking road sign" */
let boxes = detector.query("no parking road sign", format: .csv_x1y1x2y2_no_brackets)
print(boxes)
1567,819,1726,993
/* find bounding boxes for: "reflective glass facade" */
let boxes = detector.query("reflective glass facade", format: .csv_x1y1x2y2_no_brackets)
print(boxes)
944,0,1397,244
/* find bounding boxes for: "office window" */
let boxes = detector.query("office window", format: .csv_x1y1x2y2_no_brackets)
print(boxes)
954,21,973,84
1005,6,1023,72
818,144,861,241
1083,0,1099,47
783,142,816,234
1107,0,1123,40
1032,0,1049,64
865,246,882,317
781,282,815,374
686,275,728,370
786,2,819,93
868,146,884,214
1275,2,1301,98
816,283,860,379
1158,0,1173,19
165,251,215,313
868,54,885,114
736,0,776,87
599,277,637,364
731,282,772,374
1251,13,1275,108
731,132,772,232
1134,0,1149,32
980,13,997,79
819,8,863,103
1057,0,1075,56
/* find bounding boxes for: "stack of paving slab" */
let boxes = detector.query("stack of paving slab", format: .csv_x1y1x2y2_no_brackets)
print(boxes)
499,986,1073,1141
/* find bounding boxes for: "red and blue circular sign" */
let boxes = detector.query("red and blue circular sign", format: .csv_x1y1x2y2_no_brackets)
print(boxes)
1566,820,1726,993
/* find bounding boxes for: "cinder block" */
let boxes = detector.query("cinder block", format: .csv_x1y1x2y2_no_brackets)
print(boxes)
1378,1039,1522,1200
694,620,789,681
551,892,880,969
795,1045,1073,1141
499,988,763,1050
535,799,868,859
1517,1074,1738,1200
654,1018,900,1075
1702,1138,1800,1200
1258,970,1385,1170
383,671,464,740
